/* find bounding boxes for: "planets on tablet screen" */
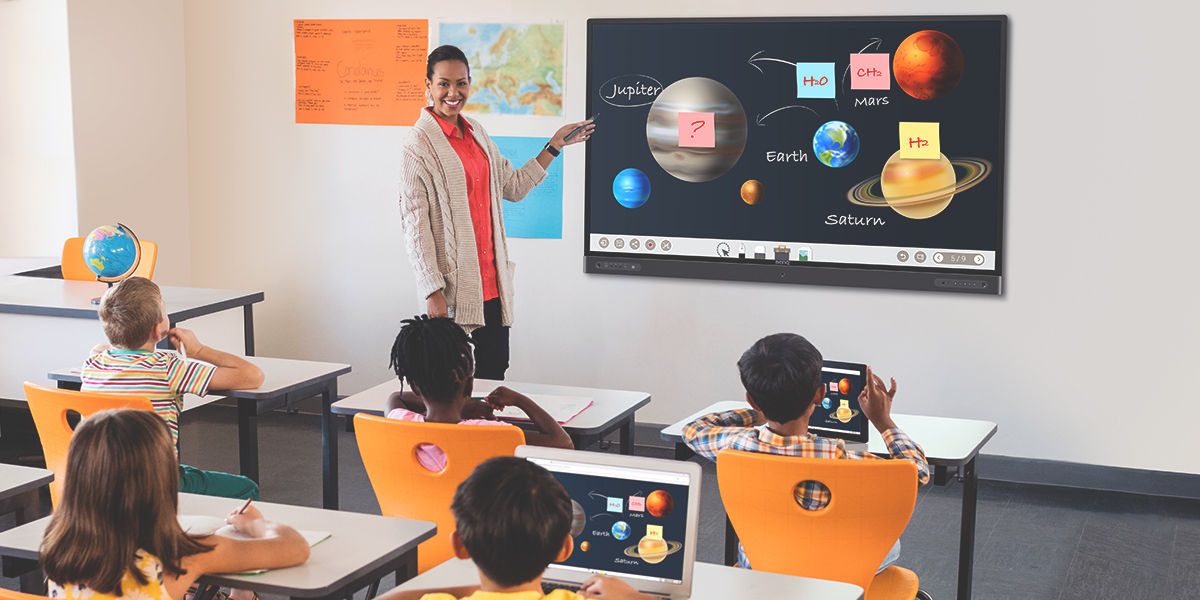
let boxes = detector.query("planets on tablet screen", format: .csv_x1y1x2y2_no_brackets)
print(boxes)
570,500,586,537
579,541,590,552
821,397,831,410
833,400,860,424
612,168,651,208
646,77,747,182
611,521,631,541
623,536,684,564
847,152,992,219
740,179,763,205
646,490,674,518
893,30,964,101
838,378,852,395
813,121,860,168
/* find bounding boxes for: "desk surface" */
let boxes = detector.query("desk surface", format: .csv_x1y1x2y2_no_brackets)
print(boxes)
391,557,863,600
0,464,53,501
332,379,651,436
660,401,997,466
0,275,263,321
0,493,436,597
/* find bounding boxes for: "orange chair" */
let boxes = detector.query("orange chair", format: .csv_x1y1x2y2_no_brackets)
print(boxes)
354,413,526,573
24,382,154,507
61,237,158,281
717,450,922,600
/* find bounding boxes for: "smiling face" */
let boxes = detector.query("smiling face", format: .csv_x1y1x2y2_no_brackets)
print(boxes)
426,59,471,124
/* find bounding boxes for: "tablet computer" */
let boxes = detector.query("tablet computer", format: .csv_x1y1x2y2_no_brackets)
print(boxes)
809,360,870,444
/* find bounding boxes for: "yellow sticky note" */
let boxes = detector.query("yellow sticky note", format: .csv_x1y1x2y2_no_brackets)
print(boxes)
898,122,940,159
646,524,663,540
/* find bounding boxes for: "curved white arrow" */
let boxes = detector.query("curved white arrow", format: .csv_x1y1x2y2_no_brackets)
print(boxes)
755,104,820,126
747,50,796,74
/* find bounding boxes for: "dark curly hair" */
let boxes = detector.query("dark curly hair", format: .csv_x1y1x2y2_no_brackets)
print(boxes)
389,315,474,403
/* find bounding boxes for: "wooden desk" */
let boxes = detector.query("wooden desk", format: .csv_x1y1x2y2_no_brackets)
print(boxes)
660,401,996,600
51,356,351,509
332,379,651,454
0,463,53,592
388,557,863,600
0,493,437,600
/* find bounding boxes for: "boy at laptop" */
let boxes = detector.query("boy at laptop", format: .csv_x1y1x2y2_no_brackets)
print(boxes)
83,276,263,499
682,333,929,570
381,456,653,600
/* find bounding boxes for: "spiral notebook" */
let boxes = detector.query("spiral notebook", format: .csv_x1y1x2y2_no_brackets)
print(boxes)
177,515,330,575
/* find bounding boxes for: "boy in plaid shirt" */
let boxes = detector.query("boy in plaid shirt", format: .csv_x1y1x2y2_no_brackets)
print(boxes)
682,333,929,570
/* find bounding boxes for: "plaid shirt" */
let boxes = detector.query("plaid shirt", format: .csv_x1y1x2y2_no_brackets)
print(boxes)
682,407,930,568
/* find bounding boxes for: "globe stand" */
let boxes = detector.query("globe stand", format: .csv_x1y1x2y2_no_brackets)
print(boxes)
89,281,116,305
83,222,142,305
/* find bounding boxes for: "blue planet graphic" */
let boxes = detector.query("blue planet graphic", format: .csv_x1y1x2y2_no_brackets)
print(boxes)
612,521,631,541
813,121,860,168
822,397,831,410
612,168,650,208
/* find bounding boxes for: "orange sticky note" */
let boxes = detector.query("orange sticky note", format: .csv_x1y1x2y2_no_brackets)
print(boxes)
898,122,940,159
294,19,428,126
646,524,663,540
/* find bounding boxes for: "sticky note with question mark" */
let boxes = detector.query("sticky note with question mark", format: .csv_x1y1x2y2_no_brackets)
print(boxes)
678,112,715,148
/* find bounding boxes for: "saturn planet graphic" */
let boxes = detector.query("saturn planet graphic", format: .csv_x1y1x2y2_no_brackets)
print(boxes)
623,535,684,564
848,151,991,219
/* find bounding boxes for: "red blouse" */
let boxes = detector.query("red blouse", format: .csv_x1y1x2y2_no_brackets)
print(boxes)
426,107,498,301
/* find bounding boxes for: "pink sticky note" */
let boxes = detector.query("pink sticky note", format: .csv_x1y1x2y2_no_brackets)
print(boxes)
678,111,715,148
629,496,646,512
850,53,891,90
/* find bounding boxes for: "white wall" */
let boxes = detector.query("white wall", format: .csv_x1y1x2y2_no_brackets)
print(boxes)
181,0,1199,474
0,0,78,257
67,0,192,285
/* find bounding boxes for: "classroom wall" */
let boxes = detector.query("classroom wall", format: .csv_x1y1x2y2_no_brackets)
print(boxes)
0,0,78,257
173,1,1197,474
66,0,192,285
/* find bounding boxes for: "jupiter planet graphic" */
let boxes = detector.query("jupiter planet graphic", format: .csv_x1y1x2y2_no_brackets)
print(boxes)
646,77,747,182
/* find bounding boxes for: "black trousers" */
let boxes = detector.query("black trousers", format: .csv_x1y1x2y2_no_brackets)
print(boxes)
472,298,510,380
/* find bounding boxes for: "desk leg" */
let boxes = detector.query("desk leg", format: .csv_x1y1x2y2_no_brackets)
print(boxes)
243,305,255,356
619,418,634,455
724,514,739,566
322,381,339,509
394,549,418,586
674,442,695,461
12,487,46,594
957,457,978,600
238,398,260,483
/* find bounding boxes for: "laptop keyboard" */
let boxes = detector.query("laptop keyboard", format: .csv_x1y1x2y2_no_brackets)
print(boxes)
541,581,669,598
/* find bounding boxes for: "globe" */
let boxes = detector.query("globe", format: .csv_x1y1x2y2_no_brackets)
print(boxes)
612,168,651,208
82,223,142,282
813,121,860,168
611,521,631,541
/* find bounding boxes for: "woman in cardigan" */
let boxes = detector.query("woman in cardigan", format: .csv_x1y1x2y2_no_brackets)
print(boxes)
399,45,593,380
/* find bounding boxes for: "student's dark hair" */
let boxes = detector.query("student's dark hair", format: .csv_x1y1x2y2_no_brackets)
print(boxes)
738,333,824,423
451,457,572,587
426,45,470,79
41,409,212,595
389,315,474,403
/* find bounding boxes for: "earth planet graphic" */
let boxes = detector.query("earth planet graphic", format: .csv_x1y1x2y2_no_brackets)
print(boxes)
611,521,631,541
612,168,651,208
813,121,860,168
646,77,747,182
893,30,964,101
740,179,763,205
846,152,992,219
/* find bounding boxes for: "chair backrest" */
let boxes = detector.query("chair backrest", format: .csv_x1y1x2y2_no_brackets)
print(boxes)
353,413,526,573
62,237,159,281
23,382,155,507
716,450,917,593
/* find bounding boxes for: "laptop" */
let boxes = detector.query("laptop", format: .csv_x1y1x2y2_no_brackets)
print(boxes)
514,446,702,599
809,360,871,451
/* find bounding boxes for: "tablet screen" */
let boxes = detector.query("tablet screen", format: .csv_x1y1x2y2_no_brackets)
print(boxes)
809,360,869,443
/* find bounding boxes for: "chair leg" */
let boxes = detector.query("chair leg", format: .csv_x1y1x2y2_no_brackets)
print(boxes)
915,589,933,600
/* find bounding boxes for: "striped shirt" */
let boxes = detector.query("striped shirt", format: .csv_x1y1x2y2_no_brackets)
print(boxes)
682,407,930,568
80,349,216,448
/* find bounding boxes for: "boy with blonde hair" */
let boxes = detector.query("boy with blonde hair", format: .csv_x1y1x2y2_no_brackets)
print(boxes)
83,276,264,498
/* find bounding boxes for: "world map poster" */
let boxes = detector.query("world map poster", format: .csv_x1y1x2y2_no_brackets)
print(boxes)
438,22,565,116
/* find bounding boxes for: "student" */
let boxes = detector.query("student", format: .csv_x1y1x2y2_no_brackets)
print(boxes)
682,333,930,571
40,409,309,600
379,456,651,600
386,316,572,470
82,276,264,499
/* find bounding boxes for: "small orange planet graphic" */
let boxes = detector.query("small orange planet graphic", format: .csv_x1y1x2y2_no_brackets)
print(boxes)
646,490,674,518
838,378,851,395
846,152,992,220
740,180,763,205
622,536,683,564
893,30,964,101
579,541,590,552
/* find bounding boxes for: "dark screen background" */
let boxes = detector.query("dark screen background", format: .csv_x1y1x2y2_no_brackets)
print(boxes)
810,365,866,438
586,18,1005,254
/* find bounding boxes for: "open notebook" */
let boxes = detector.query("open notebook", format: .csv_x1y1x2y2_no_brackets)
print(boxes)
178,515,330,574
469,388,593,424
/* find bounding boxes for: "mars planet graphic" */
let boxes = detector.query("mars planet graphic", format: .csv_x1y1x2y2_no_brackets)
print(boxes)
570,500,586,537
740,180,763,205
893,30,964,101
623,536,684,564
847,152,992,219
646,490,675,518
838,378,852,395
646,77,747,182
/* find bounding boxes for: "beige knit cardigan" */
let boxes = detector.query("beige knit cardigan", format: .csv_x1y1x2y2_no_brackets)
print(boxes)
399,110,547,331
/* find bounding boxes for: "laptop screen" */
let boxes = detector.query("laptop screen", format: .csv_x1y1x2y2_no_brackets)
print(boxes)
808,360,869,442
525,456,692,585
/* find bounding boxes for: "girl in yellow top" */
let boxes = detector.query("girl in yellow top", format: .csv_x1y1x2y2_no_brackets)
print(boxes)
40,409,310,600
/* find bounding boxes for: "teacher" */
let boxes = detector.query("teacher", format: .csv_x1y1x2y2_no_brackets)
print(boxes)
398,45,593,380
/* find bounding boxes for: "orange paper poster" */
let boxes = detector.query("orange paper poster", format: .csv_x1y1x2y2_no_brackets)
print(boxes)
294,19,428,125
